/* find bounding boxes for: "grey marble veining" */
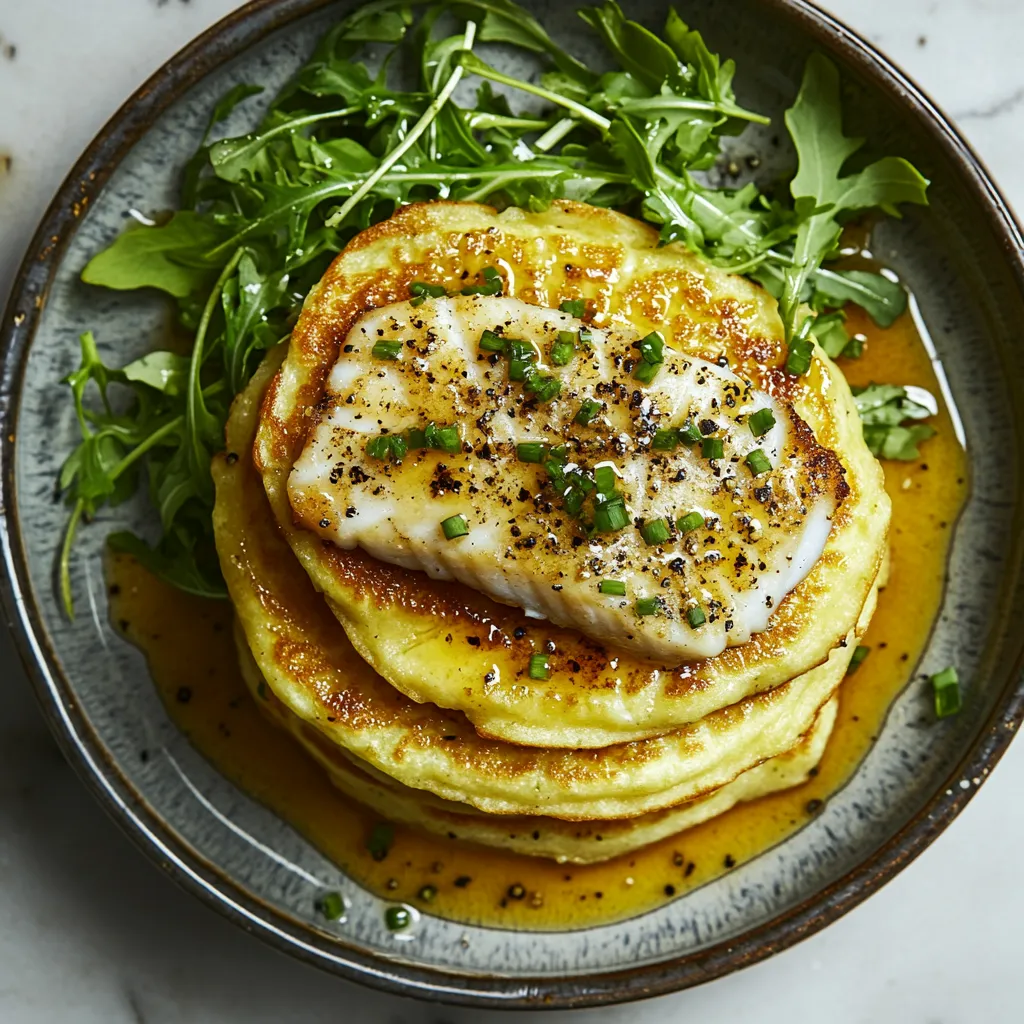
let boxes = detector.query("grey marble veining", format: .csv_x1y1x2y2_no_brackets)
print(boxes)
2,1,1024,1021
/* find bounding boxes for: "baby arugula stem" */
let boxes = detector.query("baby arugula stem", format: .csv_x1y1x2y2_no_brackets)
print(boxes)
58,379,228,618
324,20,479,229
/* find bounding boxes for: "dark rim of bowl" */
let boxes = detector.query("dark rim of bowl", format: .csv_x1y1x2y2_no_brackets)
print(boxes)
1,0,1023,1010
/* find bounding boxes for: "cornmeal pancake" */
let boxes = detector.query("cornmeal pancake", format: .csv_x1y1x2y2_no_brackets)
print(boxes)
215,350,876,820
236,627,837,864
255,201,889,748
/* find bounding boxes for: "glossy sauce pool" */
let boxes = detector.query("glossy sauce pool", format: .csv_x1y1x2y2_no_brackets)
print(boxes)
108,306,968,932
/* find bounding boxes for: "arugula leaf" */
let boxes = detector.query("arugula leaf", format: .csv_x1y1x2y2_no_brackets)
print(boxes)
810,267,907,327
81,212,227,298
122,351,191,396
779,54,928,343
853,383,937,460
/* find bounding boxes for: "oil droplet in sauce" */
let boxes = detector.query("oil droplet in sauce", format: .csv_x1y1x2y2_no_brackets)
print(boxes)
107,308,968,932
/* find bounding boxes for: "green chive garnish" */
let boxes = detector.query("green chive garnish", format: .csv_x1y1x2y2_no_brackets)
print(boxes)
745,449,772,475
461,265,503,296
441,514,469,540
406,427,427,450
551,331,576,366
635,597,661,616
560,298,586,318
748,408,776,437
640,518,671,546
366,822,394,861
479,329,507,353
594,465,616,495
526,374,562,402
687,605,706,628
424,422,461,454
637,331,665,364
678,421,702,445
599,579,626,596
633,359,659,384
578,327,594,346
931,665,961,718
517,442,545,463
593,497,630,533
528,653,549,680
786,337,814,376
652,428,679,450
315,891,346,920
846,645,871,675
409,281,447,306
371,339,403,360
702,437,724,460
677,511,705,534
575,398,601,426
365,435,392,460
385,906,411,931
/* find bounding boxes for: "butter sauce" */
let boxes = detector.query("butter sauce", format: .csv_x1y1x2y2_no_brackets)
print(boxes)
108,307,967,932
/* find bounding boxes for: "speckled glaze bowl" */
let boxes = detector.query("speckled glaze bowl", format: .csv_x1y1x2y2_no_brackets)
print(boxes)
2,0,1023,1009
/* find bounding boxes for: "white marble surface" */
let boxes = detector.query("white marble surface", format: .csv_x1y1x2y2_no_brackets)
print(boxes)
1,1,1023,1021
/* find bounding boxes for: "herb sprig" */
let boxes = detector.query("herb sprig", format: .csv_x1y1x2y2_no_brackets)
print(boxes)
58,0,933,614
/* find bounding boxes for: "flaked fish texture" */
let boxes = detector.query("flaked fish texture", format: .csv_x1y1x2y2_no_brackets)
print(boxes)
289,295,843,662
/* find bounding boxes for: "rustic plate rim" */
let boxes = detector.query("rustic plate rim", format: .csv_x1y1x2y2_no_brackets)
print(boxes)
2,0,1023,1009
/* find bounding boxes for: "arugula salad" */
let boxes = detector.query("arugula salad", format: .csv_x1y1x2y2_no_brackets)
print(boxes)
59,0,933,614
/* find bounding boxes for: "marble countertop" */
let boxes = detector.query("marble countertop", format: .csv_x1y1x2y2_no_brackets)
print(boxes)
2,1,1022,1021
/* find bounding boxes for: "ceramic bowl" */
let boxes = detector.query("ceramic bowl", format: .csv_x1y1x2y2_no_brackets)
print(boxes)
2,0,1023,1009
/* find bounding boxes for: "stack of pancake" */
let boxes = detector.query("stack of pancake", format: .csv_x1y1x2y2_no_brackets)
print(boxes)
212,201,889,865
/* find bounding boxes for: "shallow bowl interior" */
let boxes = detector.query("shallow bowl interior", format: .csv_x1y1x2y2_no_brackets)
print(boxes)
1,0,1023,1009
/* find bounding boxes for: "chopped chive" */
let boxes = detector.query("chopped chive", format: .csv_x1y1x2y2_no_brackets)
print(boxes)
593,497,630,533
632,359,659,384
517,442,545,463
509,359,533,381
479,329,507,353
365,435,392,460
385,906,411,931
461,265,503,296
640,518,671,546
425,422,461,454
786,337,814,376
388,435,408,462
748,408,776,437
406,427,427,450
441,514,469,540
366,822,394,861
371,340,403,360
842,335,865,359
559,298,586,318
702,437,724,460
637,331,665,364
677,511,705,534
528,653,550,680
315,891,346,921
745,449,772,475
578,327,594,346
526,374,562,402
563,485,586,515
931,665,961,718
594,465,616,495
409,281,447,306
846,645,871,675
546,444,568,465
678,420,702,445
599,579,626,596
687,605,706,628
550,331,576,366
635,597,661,616
652,428,679,450
575,398,602,426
